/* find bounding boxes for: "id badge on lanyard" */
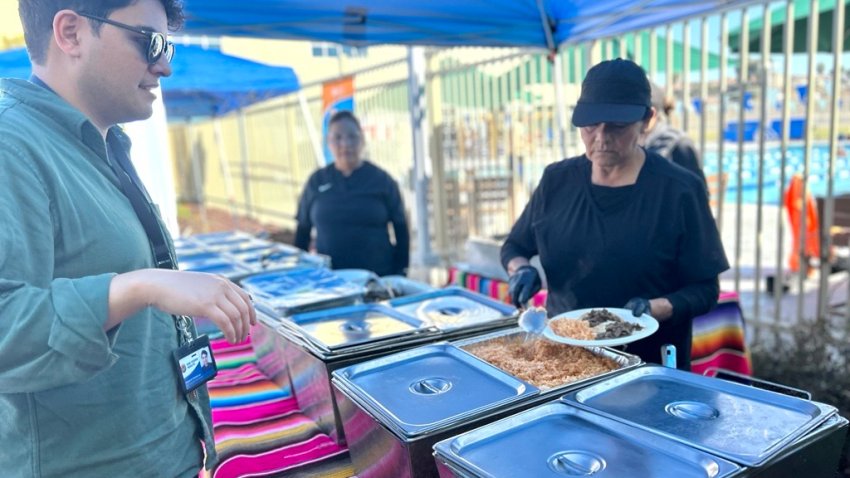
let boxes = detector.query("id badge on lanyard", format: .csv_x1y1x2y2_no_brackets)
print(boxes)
172,315,218,394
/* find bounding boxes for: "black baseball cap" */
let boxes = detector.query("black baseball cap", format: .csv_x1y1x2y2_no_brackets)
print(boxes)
572,58,652,127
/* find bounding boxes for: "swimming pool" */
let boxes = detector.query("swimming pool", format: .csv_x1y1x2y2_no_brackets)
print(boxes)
703,143,850,204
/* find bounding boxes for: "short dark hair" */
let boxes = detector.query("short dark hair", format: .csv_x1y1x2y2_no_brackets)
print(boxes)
201,350,208,356
328,110,362,134
19,0,185,65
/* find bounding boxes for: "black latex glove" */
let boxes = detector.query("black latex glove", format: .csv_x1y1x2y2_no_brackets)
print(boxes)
508,265,542,308
624,297,651,317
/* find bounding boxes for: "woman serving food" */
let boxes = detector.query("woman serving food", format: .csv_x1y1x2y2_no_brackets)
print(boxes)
501,59,728,370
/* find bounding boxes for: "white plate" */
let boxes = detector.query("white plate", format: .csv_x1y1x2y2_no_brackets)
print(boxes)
540,307,659,347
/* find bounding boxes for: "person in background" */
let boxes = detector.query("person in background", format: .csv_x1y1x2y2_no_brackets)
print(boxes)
643,82,708,189
295,110,410,276
0,1,256,477
502,58,728,370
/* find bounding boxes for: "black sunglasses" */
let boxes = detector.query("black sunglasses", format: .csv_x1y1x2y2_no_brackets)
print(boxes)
77,12,174,65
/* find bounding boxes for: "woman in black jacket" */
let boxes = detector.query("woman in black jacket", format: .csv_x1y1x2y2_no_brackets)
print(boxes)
295,111,410,276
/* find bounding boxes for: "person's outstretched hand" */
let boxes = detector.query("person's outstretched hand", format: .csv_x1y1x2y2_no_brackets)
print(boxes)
508,265,542,308
109,269,257,344
624,297,651,317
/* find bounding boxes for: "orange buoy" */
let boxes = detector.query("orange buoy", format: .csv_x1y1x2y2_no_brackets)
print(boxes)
783,174,820,274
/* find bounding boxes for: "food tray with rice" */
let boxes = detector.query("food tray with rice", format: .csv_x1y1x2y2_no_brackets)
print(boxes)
541,307,659,347
330,332,640,478
453,328,642,391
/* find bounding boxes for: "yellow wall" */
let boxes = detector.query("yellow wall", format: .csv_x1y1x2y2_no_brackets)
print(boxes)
0,0,24,50
222,37,407,84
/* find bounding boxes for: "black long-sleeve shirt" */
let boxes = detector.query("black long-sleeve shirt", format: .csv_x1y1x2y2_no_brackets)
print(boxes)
501,151,728,369
295,161,409,276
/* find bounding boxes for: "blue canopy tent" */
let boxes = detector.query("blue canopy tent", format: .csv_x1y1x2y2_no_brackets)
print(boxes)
163,44,299,118
0,44,300,119
183,0,761,51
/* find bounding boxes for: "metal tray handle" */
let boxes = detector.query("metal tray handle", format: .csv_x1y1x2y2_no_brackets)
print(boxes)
702,367,811,400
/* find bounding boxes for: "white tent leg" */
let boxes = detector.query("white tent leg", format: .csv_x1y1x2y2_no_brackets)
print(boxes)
213,119,240,230
188,122,209,232
298,91,326,167
237,110,254,218
552,54,568,159
124,86,180,237
407,46,434,267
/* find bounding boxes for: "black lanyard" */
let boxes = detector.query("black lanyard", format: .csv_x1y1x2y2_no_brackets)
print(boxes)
106,137,177,270
104,145,193,344
30,75,176,271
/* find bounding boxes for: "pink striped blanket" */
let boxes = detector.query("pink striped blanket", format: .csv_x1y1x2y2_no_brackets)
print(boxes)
205,339,355,478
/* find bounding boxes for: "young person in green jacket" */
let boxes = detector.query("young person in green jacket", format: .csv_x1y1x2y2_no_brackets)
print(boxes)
0,1,256,476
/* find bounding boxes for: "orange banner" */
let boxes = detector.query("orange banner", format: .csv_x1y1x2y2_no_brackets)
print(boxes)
321,76,355,165
322,76,354,110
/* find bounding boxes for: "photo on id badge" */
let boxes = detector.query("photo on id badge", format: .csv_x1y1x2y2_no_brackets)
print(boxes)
174,335,217,393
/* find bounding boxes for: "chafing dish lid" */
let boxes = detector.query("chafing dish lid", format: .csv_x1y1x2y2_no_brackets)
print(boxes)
239,267,364,311
180,258,252,278
288,304,429,349
189,230,254,245
387,287,516,330
433,401,741,478
177,251,223,266
335,343,536,436
562,365,837,466
218,239,275,254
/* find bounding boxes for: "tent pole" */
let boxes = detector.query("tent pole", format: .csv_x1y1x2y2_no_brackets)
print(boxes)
297,91,326,167
819,0,845,320
535,0,556,52
188,121,209,232
124,87,179,237
213,118,240,230
552,53,568,159
774,1,794,326
407,46,434,268
236,109,254,218
797,0,819,323
535,0,569,159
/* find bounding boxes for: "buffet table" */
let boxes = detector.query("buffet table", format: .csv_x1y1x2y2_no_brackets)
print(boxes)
447,267,752,376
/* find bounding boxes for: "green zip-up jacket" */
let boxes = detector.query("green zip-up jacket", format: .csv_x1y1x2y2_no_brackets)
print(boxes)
0,78,216,477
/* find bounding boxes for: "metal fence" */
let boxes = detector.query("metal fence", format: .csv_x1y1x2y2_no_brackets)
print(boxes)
173,0,850,332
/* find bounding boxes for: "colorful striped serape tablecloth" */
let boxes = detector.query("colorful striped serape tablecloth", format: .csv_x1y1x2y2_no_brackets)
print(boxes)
204,338,355,478
690,291,752,376
447,267,752,376
447,267,548,307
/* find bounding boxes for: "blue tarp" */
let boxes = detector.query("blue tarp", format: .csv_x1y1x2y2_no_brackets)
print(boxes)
0,45,300,119
183,0,761,50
